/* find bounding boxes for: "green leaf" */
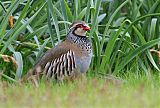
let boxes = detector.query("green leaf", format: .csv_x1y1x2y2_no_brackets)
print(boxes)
116,38,160,71
0,1,47,53
98,13,106,23
13,52,23,80
89,0,102,72
24,25,48,41
149,18,157,40
60,0,73,22
84,0,91,23
77,7,87,20
0,0,21,41
100,19,127,71
35,38,50,64
132,23,160,71
100,0,129,49
0,73,18,83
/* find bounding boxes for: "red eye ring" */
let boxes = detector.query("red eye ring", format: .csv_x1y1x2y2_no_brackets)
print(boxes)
77,24,83,28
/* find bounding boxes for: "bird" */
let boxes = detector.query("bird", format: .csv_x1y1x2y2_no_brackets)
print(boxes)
31,21,92,82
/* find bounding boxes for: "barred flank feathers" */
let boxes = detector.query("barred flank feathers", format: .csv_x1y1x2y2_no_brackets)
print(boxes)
45,50,76,79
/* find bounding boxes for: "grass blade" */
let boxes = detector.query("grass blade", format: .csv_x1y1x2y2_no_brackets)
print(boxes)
116,38,160,71
0,0,21,42
100,0,129,50
47,0,61,43
0,1,47,53
100,19,127,71
84,0,90,23
0,73,18,83
13,52,23,80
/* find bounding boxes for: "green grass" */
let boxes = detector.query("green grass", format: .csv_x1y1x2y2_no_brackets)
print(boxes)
1,74,160,108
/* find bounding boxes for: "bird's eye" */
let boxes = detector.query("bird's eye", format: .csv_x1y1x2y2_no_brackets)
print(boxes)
77,24,83,28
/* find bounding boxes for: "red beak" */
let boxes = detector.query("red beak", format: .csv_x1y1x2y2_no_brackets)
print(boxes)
83,26,90,31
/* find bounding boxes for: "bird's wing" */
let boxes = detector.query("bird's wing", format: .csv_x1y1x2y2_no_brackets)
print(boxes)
33,41,77,79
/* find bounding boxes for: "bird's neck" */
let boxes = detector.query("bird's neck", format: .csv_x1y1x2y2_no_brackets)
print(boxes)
66,31,92,55
66,31,91,46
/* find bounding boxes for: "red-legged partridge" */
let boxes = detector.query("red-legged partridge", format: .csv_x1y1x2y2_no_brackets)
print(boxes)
33,21,92,81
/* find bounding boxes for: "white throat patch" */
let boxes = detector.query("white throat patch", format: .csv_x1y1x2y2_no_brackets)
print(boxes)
74,28,87,36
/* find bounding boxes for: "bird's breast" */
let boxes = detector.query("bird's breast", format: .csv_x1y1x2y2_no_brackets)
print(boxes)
74,50,92,73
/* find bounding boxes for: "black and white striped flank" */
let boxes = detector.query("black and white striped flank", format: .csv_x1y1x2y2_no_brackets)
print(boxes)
43,50,77,80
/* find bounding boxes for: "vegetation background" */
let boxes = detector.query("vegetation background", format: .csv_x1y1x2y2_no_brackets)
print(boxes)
0,0,160,107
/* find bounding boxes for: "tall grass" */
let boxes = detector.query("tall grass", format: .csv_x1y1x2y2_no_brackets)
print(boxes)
0,0,160,82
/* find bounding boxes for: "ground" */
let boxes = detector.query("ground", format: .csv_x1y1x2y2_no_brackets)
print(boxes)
0,74,160,108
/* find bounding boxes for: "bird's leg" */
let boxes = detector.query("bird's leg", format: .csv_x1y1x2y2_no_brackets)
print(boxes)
30,75,39,87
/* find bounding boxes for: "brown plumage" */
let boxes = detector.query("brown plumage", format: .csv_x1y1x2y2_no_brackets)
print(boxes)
32,21,92,81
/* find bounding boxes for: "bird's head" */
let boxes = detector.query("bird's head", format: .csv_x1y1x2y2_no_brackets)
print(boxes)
69,21,90,36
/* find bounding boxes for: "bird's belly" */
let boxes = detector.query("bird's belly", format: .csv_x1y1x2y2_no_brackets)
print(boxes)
75,54,92,73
